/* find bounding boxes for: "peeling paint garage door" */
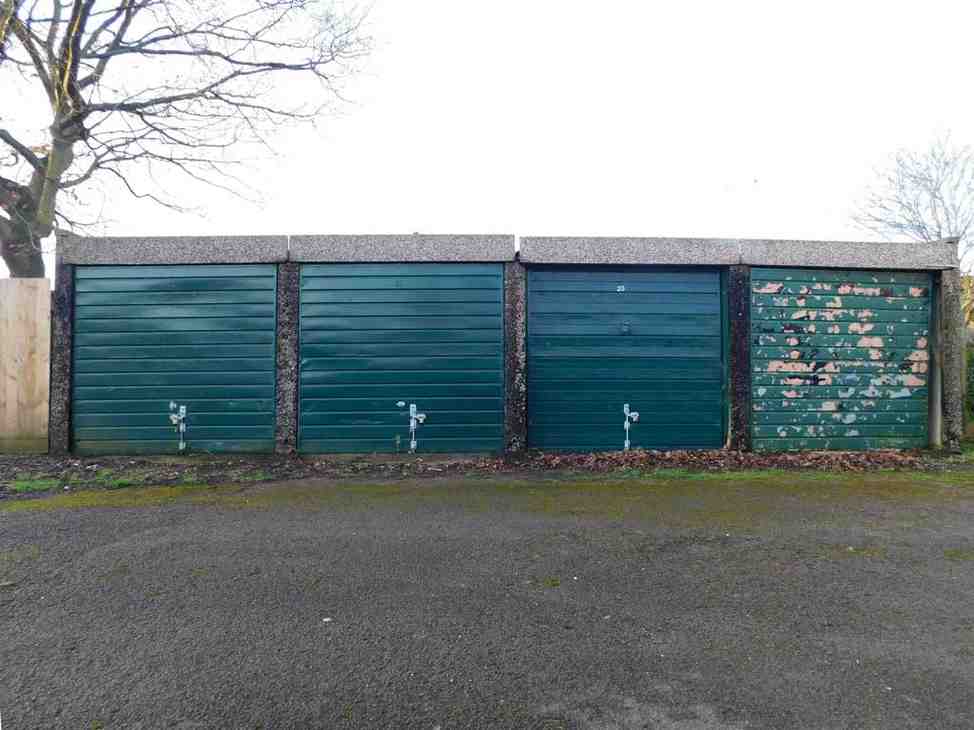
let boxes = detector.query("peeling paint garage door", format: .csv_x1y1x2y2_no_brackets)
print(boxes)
751,268,931,451
71,265,278,454
298,264,505,453
527,267,727,451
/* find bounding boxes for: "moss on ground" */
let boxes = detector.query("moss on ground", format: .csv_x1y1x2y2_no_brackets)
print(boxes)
944,548,974,561
0,483,236,512
10,478,61,494
4,469,974,538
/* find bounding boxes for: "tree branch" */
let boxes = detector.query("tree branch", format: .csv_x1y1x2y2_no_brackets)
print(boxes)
0,127,43,171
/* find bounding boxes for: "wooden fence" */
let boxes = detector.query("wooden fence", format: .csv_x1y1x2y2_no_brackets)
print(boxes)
0,279,50,453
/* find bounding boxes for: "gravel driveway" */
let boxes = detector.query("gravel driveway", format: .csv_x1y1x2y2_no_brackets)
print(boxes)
2,471,973,729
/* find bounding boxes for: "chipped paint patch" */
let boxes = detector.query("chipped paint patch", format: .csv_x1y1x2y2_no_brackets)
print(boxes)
768,360,814,373
751,270,931,451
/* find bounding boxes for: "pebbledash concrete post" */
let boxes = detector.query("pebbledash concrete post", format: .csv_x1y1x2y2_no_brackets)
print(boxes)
727,264,751,451
275,262,300,454
504,260,527,452
49,248,75,456
939,263,965,452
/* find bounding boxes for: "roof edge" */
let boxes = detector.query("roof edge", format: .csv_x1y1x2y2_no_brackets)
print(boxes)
520,236,959,270
288,234,515,262
57,232,288,265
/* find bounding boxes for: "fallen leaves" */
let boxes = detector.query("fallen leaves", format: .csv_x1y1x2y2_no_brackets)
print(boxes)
0,447,926,496
523,448,924,473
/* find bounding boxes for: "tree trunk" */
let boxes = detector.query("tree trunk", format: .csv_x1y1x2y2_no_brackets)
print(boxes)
0,174,46,278
1,231,45,277
0,124,75,279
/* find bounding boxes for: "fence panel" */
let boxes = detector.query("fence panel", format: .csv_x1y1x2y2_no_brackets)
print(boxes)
0,279,51,453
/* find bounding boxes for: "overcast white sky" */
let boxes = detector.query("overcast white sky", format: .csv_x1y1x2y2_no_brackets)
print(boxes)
5,0,974,277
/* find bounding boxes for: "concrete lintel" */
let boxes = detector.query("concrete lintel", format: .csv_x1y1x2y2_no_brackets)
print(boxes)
519,237,739,266
520,236,960,270
289,234,515,263
740,238,959,271
58,232,289,265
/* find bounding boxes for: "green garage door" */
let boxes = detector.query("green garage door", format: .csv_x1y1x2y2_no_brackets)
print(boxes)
72,265,277,454
527,267,727,451
751,268,931,451
299,264,504,453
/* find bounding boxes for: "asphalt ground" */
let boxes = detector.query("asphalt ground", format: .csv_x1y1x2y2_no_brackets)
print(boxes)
2,470,973,729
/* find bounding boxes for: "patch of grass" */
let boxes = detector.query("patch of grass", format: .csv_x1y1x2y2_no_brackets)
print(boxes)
944,548,974,561
92,469,142,489
541,576,561,588
10,478,60,494
617,467,836,483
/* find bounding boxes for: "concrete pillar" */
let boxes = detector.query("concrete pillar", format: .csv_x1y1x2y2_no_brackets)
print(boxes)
939,267,965,452
504,261,527,452
275,262,300,454
49,255,74,455
727,265,751,451
928,273,943,449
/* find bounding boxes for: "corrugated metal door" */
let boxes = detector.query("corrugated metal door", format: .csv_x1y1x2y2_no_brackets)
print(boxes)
72,264,277,454
299,264,505,453
751,267,931,451
527,267,726,451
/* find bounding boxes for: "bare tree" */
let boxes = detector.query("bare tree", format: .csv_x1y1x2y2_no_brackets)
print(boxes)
0,0,370,277
854,135,974,262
